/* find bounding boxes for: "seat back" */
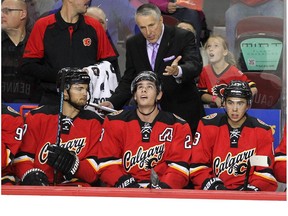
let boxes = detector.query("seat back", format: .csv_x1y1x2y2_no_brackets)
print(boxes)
234,16,284,77
245,72,282,109
162,14,179,26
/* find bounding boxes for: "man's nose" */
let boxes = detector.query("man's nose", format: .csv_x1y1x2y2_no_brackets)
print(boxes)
232,104,239,110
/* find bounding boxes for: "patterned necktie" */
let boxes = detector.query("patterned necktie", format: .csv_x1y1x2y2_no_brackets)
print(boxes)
151,43,159,70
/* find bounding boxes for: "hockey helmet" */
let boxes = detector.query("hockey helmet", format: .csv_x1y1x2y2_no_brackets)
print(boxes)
57,67,90,92
223,80,252,104
131,71,162,94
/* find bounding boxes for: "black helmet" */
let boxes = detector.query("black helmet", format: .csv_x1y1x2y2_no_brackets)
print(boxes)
131,71,161,94
223,80,252,104
57,67,90,92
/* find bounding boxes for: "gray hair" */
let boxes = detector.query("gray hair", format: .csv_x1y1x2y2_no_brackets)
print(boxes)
135,3,161,21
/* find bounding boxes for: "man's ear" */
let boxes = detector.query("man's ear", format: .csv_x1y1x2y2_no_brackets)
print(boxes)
159,15,163,24
63,89,69,100
156,91,163,101
20,9,27,21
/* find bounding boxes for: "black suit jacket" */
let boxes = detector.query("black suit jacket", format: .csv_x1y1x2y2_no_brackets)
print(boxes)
109,25,205,134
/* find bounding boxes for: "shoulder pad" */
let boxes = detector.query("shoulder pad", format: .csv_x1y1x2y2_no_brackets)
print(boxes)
30,105,56,115
256,118,271,127
108,109,124,116
107,109,132,121
250,117,271,130
79,110,104,123
172,113,186,123
7,106,20,115
203,113,218,120
2,105,21,117
201,113,226,126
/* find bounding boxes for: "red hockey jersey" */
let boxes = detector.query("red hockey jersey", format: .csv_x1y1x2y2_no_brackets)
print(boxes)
13,105,103,186
190,113,277,191
198,64,256,98
1,105,24,184
97,109,193,189
273,125,286,183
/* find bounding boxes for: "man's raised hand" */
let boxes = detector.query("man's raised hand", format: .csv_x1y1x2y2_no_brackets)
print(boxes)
163,56,182,76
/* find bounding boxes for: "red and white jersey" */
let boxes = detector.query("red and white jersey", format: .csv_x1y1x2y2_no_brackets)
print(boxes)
97,109,193,189
274,125,286,183
198,64,256,98
14,105,103,186
1,105,24,184
190,113,278,191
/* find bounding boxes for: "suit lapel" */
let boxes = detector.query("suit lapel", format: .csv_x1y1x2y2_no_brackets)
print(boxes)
136,35,152,70
154,26,174,73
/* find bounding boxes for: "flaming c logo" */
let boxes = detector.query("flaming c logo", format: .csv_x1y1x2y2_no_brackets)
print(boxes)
83,38,91,46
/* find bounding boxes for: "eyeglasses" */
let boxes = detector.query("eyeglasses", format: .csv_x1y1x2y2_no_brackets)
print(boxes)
1,8,23,15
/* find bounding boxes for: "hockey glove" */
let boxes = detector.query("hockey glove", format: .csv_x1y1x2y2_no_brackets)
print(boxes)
115,175,143,188
202,177,228,190
46,145,79,180
21,168,49,186
240,184,260,191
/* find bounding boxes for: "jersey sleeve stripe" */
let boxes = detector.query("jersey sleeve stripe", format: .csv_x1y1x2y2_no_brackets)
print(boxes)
254,171,277,182
5,148,11,166
87,158,100,172
168,162,189,176
275,155,286,162
98,159,122,171
13,155,34,164
189,165,209,175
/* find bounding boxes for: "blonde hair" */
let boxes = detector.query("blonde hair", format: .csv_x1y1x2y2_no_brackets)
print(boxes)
204,35,237,66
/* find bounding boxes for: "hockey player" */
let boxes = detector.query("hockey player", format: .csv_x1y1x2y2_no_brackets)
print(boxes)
273,125,286,184
190,80,278,191
1,104,24,185
13,67,103,186
97,71,193,189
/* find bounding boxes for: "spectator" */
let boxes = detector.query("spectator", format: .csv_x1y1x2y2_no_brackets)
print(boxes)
97,71,193,189
35,0,60,18
148,0,202,47
20,0,117,106
1,104,24,185
90,0,137,45
176,20,208,66
273,125,286,184
24,0,39,31
225,0,284,53
198,35,257,108
85,6,121,81
13,68,103,186
190,80,278,191
1,0,41,103
100,3,205,136
176,20,196,35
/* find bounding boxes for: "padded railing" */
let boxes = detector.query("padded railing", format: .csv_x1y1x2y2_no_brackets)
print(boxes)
1,185,286,201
